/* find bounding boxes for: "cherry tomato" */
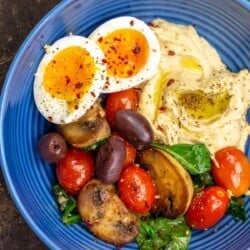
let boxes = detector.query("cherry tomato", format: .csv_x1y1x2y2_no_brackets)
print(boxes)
113,132,136,168
212,147,250,197
105,88,138,128
118,164,156,214
56,147,94,195
123,140,137,168
185,186,229,229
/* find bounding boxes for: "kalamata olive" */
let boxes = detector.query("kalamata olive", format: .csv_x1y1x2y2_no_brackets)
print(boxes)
115,109,153,150
96,135,126,184
38,132,67,163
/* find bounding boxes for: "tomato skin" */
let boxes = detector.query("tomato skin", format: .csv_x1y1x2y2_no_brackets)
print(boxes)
113,132,137,168
212,147,250,197
105,88,138,128
118,164,156,214
56,147,94,195
123,140,137,168
185,186,229,230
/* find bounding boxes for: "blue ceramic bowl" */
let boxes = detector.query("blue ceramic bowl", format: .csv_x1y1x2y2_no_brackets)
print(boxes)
1,0,249,249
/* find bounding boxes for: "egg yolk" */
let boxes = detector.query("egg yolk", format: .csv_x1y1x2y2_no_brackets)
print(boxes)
97,28,149,78
43,46,95,112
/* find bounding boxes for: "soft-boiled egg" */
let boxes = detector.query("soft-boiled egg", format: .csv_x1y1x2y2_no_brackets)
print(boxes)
33,35,107,124
89,16,161,93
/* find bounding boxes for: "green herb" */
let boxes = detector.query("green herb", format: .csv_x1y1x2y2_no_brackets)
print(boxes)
83,138,107,151
136,216,191,250
192,172,214,192
52,184,81,225
227,196,247,222
151,142,211,175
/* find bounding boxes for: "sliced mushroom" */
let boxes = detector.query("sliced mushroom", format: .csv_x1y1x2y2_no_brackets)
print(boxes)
138,148,194,218
78,179,139,246
57,100,111,148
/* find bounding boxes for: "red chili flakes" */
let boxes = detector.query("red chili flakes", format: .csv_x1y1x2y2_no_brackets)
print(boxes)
133,46,140,54
118,55,125,62
104,77,110,88
76,93,81,99
168,50,175,56
102,58,107,64
75,82,83,89
110,45,117,52
127,70,133,76
79,64,83,69
148,22,159,28
74,105,79,110
159,106,167,112
130,20,134,26
104,83,109,89
52,60,56,64
90,91,96,98
167,79,175,86
48,116,53,122
65,75,71,84
157,125,164,132
114,37,121,42
98,37,103,43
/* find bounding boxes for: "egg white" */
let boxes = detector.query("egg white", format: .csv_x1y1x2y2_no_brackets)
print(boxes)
33,35,107,124
89,16,161,93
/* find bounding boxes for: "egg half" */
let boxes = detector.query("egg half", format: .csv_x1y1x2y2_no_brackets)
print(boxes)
33,35,107,124
89,16,161,93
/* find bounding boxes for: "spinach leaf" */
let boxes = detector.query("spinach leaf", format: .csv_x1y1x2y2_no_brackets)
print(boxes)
151,142,211,175
192,172,214,192
53,184,81,225
227,196,247,222
136,216,191,250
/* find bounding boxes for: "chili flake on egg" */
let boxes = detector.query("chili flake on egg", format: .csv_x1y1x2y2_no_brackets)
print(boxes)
89,16,161,93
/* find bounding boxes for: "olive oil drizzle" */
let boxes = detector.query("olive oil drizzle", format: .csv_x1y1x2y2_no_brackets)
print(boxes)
178,90,231,120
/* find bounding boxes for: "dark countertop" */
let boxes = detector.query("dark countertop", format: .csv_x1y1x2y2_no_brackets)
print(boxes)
0,1,61,249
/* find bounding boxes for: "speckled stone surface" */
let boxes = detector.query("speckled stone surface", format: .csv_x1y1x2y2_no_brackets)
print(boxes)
0,1,61,249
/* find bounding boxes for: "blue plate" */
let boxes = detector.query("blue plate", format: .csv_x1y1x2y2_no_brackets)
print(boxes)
0,0,249,249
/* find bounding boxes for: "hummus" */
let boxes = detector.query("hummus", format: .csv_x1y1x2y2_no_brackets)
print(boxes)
139,19,250,155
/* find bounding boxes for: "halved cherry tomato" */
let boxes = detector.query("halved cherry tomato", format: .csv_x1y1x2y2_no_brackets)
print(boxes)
105,88,138,128
185,186,229,230
118,164,156,214
56,147,94,195
212,146,250,197
113,132,136,168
